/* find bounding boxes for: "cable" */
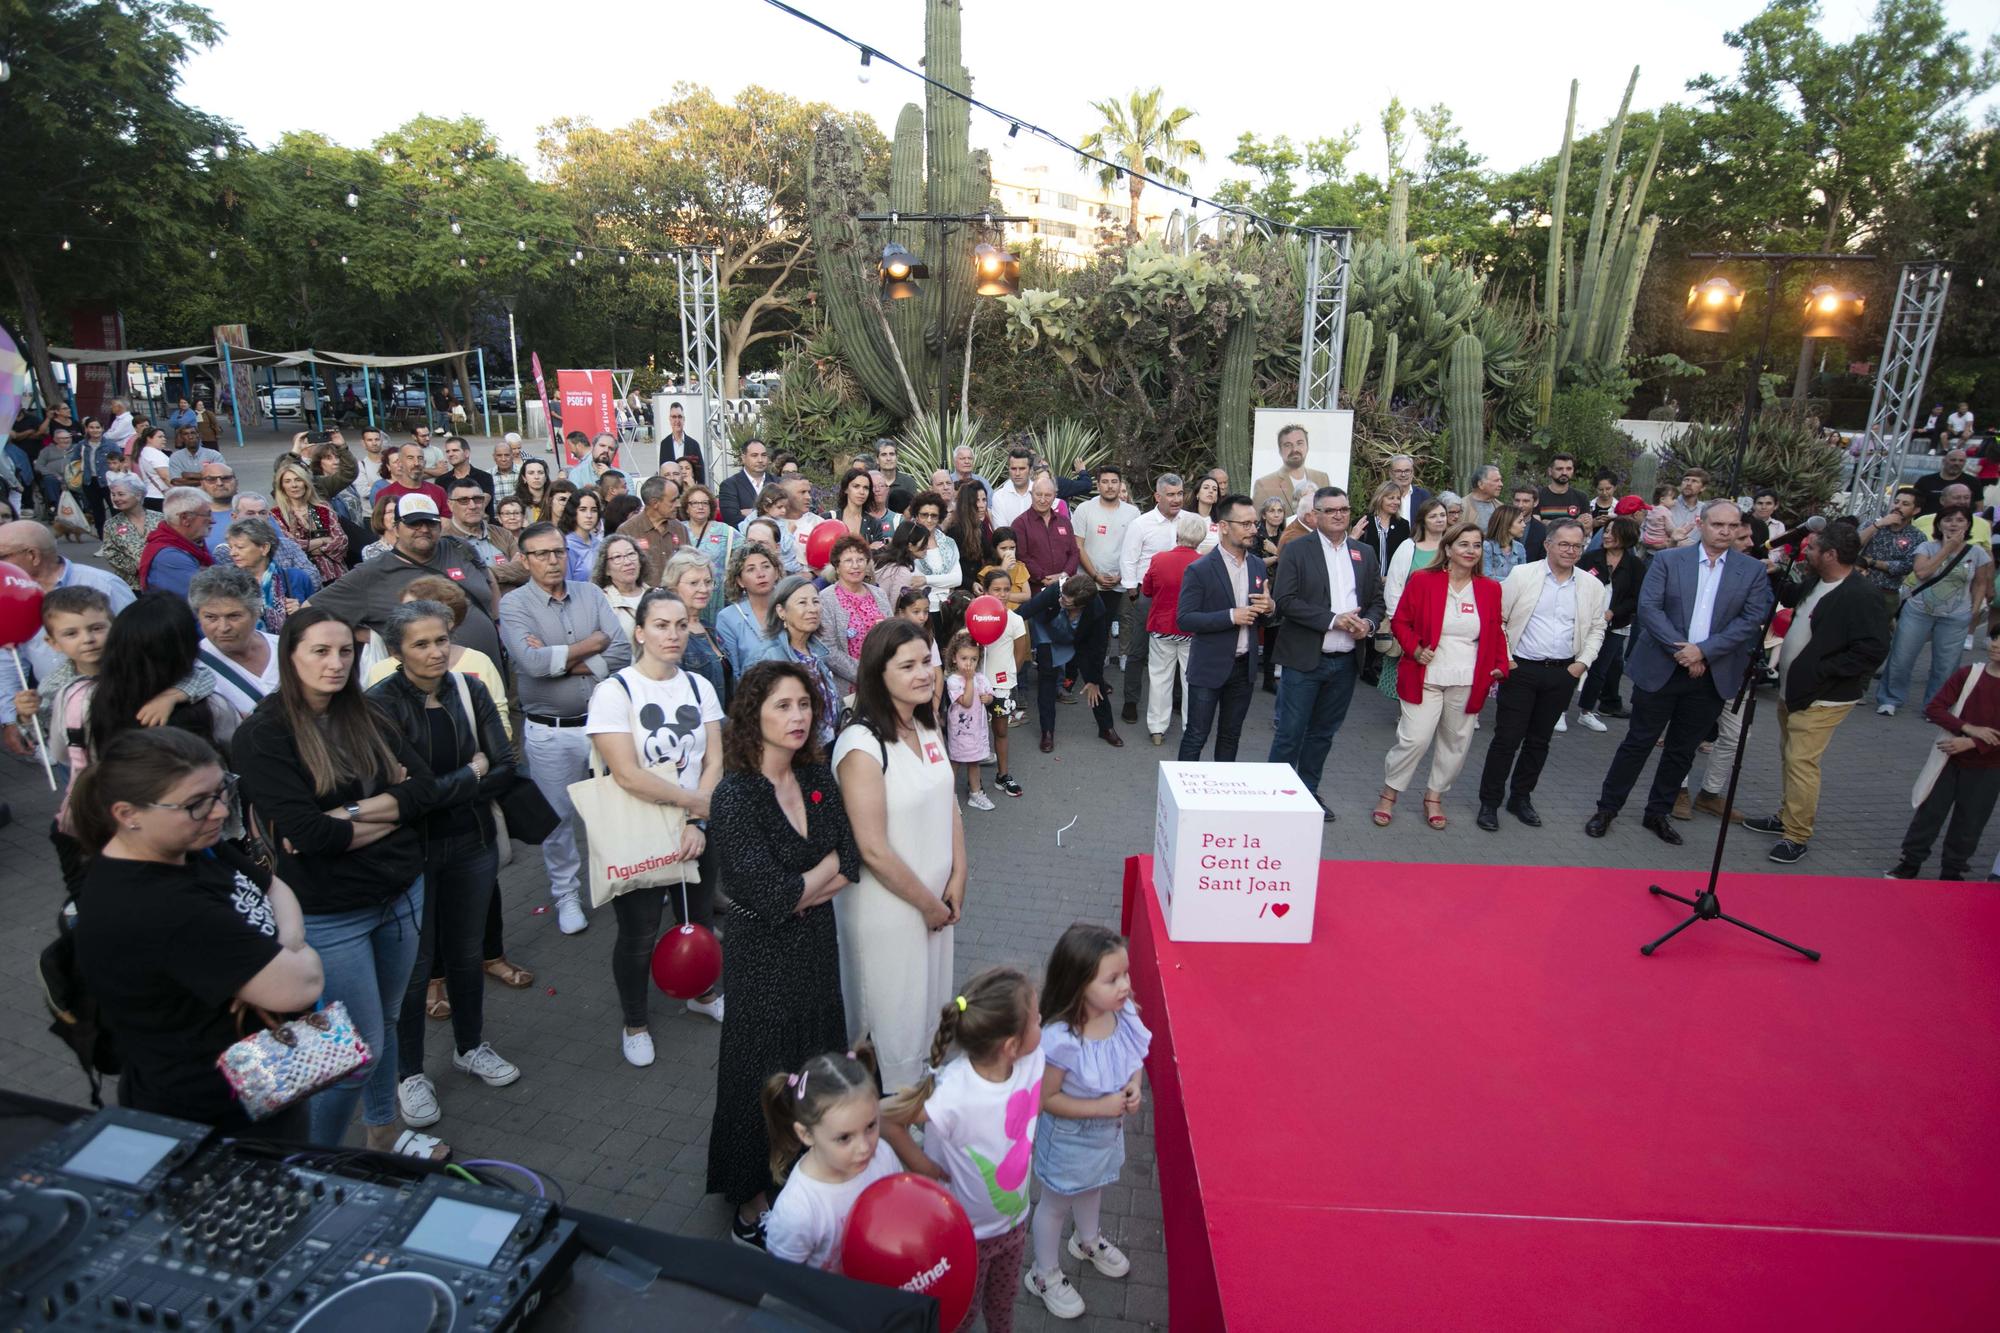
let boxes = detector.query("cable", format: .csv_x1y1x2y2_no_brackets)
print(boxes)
458,1158,549,1200
443,1164,481,1184
758,0,1340,239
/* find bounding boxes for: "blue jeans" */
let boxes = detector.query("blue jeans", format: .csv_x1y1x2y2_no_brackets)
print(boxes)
397,834,497,1079
1266,650,1360,794
1878,603,1965,710
305,880,424,1140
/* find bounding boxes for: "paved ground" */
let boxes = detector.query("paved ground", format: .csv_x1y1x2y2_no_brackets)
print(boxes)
2,432,1984,1331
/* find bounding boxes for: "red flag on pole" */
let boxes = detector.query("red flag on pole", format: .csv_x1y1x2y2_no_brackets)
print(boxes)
530,352,558,455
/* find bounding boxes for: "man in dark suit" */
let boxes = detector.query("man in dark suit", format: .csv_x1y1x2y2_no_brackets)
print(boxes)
1510,483,1549,563
1589,500,1774,843
1021,573,1121,752
1742,521,1891,863
1388,452,1430,522
716,436,771,527
1267,486,1387,820
658,400,704,485
1176,494,1274,762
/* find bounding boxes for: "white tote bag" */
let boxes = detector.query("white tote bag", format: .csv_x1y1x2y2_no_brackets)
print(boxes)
1911,668,1985,808
566,673,699,908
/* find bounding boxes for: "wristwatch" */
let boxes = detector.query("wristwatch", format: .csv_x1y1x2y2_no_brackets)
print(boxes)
344,803,362,820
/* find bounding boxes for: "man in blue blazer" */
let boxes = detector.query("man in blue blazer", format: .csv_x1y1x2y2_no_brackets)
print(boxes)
1176,494,1274,762
1588,500,1774,842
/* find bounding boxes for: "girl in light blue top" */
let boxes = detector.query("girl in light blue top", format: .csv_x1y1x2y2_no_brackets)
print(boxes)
560,486,604,582
1023,922,1151,1321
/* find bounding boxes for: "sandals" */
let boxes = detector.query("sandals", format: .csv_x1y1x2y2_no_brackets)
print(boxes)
391,1129,450,1163
1372,789,1397,827
1423,794,1448,830
425,978,450,1020
484,957,535,989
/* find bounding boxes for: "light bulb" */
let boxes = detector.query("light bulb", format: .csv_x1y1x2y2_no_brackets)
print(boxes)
857,50,872,83
1004,124,1019,150
213,142,229,160
517,237,526,251
618,253,626,265
208,248,218,260
346,191,359,208
341,254,349,265
60,237,71,251
1817,294,1838,312
450,220,462,236
1,59,13,83
573,248,583,262
1706,287,1725,306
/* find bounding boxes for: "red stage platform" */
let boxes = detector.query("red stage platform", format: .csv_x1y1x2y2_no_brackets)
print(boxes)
1121,857,2000,1331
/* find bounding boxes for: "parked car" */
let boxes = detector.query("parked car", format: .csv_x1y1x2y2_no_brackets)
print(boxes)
255,385,334,420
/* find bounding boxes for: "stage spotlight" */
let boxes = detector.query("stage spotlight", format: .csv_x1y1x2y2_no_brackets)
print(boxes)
1800,284,1864,339
972,242,1020,297
1684,276,1745,333
879,242,929,300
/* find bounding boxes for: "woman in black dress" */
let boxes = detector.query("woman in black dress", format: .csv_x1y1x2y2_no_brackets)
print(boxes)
705,660,860,1249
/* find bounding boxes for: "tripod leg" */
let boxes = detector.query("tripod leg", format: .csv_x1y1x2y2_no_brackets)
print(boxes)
1648,885,1701,910
1640,912,1703,956
1713,911,1821,962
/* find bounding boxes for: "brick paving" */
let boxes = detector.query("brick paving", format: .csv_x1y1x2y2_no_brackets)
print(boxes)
1,433,1983,1331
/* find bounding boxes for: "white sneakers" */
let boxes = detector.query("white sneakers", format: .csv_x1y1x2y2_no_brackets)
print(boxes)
397,1074,441,1127
1554,713,1568,733
1876,703,1896,716
1069,1234,1131,1277
1023,1267,1086,1319
622,1029,656,1067
452,1043,521,1087
555,892,588,935
967,790,995,811
686,994,725,1023
1577,711,1608,732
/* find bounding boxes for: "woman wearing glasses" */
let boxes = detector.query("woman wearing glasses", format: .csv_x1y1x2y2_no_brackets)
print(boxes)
72,728,325,1137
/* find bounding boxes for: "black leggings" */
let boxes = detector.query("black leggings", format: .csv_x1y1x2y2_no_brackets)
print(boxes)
430,889,506,981
611,841,719,1028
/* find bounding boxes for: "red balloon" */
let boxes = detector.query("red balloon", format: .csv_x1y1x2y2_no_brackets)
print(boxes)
963,594,1006,646
841,1173,977,1330
804,522,843,571
0,562,44,649
650,923,721,999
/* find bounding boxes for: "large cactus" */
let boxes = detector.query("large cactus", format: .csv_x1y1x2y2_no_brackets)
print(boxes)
1378,331,1400,409
1343,315,1374,402
1217,310,1256,486
1538,67,1661,420
806,0,995,417
1446,332,1485,491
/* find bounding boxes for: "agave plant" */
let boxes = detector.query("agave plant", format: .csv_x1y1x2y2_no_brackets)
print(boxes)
894,411,1001,481
1660,410,1843,516
1031,419,1109,479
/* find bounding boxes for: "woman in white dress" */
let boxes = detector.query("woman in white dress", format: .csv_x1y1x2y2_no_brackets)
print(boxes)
832,616,964,1092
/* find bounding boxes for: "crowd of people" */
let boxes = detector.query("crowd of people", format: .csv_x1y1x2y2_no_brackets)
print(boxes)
6,404,1996,1325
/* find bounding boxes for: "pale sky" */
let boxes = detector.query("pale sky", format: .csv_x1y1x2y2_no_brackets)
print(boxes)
185,0,1997,205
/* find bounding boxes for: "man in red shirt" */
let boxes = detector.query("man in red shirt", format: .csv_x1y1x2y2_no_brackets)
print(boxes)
1011,476,1080,590
375,442,448,511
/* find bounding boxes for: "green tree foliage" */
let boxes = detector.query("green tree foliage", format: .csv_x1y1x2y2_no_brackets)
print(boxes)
0,0,234,403
539,85,886,395
1213,131,1367,228
1080,88,1206,243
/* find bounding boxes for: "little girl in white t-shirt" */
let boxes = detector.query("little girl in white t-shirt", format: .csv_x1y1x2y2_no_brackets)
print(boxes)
762,1048,902,1270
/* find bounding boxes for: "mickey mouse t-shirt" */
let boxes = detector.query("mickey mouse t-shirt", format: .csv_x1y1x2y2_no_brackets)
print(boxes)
585,666,723,791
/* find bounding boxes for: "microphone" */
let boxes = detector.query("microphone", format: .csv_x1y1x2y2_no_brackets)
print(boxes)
1760,514,1826,550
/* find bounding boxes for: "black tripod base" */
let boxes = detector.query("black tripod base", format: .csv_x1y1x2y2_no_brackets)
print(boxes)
1641,885,1821,961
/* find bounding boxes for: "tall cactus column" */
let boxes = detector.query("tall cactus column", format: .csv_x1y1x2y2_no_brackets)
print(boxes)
1447,332,1486,492
1217,311,1256,487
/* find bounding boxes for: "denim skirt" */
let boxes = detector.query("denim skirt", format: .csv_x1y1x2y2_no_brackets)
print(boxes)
1033,1112,1124,1195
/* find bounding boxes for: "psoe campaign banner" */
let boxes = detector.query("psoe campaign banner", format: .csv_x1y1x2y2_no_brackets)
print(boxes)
556,369,618,464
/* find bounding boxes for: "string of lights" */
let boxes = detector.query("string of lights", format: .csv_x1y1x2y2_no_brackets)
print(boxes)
758,0,1335,239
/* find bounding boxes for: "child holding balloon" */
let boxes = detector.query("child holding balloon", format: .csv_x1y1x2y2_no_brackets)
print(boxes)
973,567,1028,794
1023,923,1151,1320
761,1046,903,1270
880,968,1046,1333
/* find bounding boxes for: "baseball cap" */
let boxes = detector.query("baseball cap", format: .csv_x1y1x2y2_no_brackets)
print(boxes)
395,493,442,523
1613,494,1649,516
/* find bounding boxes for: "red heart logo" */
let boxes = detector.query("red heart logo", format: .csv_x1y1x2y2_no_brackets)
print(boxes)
1271,903,1290,918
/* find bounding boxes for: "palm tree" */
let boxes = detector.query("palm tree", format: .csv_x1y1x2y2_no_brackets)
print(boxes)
1080,87,1206,244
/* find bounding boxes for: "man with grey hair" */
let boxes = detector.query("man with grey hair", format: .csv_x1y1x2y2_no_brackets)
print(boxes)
1254,423,1331,512
103,397,135,453
949,444,991,506
1466,464,1505,529
616,474,689,583
207,488,318,588
492,433,523,500
1116,473,1187,723
0,519,134,756
141,487,217,597
1387,453,1430,521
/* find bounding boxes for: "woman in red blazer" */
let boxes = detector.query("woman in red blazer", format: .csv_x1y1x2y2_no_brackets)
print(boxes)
1378,521,1509,829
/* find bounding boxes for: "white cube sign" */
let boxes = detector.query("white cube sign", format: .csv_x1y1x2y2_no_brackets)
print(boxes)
1152,762,1322,943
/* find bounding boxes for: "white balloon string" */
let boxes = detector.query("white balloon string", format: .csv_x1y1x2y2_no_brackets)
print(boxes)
10,647,56,791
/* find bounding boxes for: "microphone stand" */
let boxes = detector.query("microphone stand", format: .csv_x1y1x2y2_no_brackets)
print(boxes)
1640,597,1822,961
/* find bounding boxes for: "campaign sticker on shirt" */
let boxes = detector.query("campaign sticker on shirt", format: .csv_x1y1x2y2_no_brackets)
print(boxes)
445,567,465,581
638,538,651,550
1097,525,1107,535
1459,601,1475,614
994,670,1009,685
1349,549,1362,562
1056,525,1069,536
924,741,944,765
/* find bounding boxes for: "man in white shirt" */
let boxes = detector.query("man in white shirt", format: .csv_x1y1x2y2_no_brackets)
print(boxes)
1077,464,1139,617
990,447,1036,528
102,399,135,454
1947,402,1975,441
1116,473,1185,723
1474,519,1605,830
